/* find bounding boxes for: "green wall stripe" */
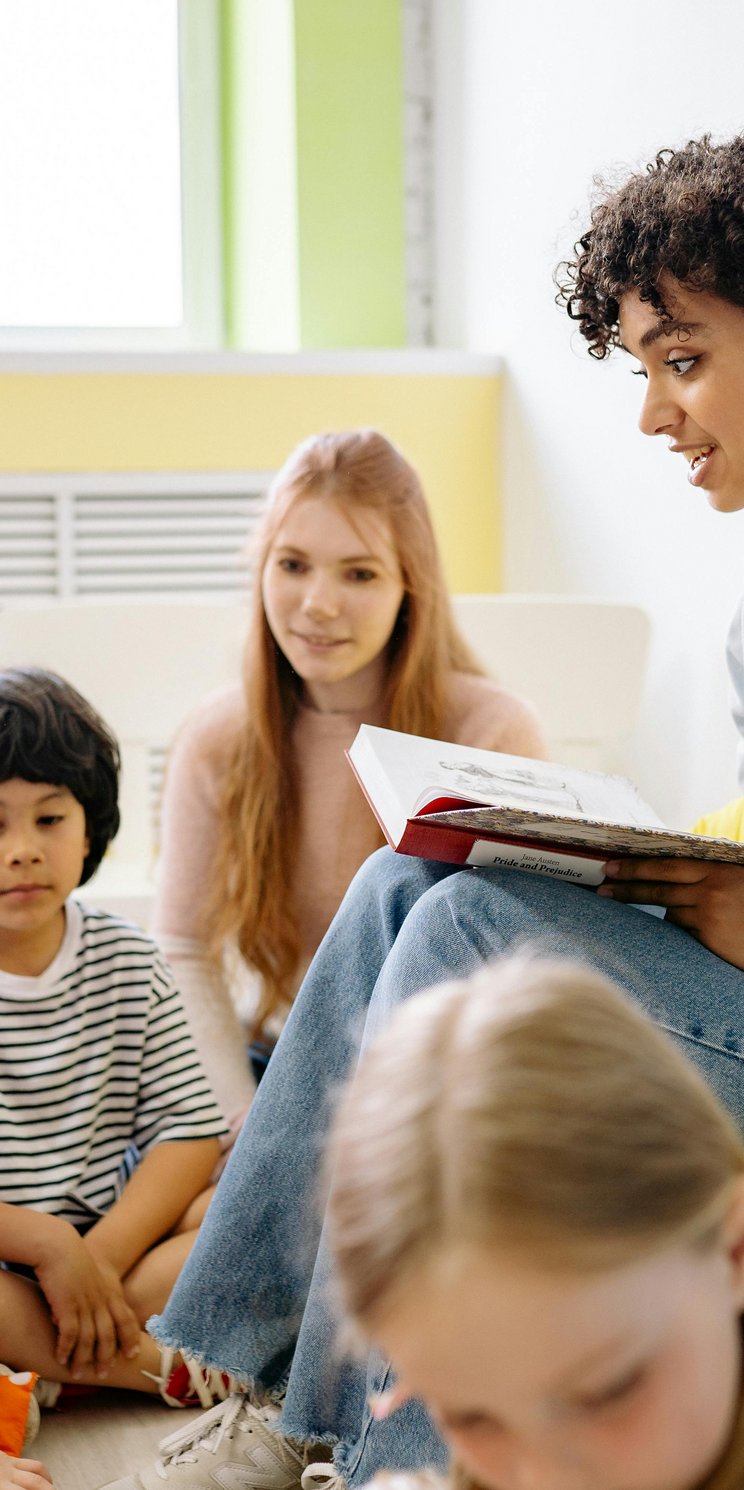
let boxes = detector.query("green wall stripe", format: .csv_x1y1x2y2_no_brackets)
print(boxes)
293,0,406,348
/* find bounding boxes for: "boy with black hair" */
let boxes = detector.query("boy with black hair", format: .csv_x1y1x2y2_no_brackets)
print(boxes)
0,667,232,1421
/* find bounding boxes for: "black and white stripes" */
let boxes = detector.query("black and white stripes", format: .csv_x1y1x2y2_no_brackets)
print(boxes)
0,899,228,1229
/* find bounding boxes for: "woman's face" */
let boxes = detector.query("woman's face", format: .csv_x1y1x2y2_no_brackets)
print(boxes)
261,494,405,712
374,1240,744,1490
620,284,744,513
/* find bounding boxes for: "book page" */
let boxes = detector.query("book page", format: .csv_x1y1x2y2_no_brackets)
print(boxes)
356,728,666,828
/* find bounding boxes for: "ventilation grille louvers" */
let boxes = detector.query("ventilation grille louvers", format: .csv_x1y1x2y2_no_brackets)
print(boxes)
0,495,59,597
0,475,271,602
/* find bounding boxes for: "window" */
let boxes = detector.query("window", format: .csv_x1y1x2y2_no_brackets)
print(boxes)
0,1,437,353
0,0,222,348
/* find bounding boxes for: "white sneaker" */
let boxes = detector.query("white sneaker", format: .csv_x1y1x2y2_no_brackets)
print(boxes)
97,1395,306,1489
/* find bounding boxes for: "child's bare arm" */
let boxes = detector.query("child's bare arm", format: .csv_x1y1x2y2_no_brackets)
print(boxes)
0,1201,140,1375
0,1201,66,1273
83,1138,221,1280
0,1450,54,1489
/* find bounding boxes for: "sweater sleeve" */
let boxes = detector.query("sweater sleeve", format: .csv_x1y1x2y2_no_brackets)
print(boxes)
157,934,255,1120
481,695,549,760
152,688,255,1117
153,691,236,946
132,953,230,1153
445,675,550,761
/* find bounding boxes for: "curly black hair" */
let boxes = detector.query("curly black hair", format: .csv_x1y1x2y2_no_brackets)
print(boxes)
0,667,120,885
556,133,744,358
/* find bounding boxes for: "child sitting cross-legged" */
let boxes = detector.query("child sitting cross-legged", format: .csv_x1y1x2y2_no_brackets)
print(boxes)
0,666,234,1415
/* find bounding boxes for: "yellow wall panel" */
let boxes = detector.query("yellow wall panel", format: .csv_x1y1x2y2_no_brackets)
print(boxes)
0,372,502,592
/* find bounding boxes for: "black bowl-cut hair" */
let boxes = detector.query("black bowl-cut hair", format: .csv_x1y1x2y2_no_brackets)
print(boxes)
556,133,744,358
0,666,120,885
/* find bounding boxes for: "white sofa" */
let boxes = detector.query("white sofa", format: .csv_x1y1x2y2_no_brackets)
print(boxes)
0,594,651,924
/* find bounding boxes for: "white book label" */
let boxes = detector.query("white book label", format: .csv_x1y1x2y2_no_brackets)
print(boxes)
465,839,607,885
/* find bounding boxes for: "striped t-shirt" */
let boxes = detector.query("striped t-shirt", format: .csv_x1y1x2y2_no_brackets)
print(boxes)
0,898,228,1229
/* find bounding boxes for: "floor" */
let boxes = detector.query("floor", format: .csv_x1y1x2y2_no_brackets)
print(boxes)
35,1392,202,1490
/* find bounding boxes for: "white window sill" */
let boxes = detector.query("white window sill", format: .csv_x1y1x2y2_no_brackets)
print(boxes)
0,349,503,376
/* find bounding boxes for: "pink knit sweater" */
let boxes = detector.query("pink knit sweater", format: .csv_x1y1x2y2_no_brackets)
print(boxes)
154,673,547,1113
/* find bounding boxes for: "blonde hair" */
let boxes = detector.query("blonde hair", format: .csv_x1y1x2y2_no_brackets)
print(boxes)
209,429,483,1033
327,957,744,1490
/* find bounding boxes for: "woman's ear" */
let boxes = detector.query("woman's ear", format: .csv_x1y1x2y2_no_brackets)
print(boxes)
721,1175,744,1308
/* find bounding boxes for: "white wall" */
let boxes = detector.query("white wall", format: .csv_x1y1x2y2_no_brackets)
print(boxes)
434,0,744,827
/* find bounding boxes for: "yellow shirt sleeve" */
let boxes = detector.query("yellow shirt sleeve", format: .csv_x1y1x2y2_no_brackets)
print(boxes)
692,797,744,841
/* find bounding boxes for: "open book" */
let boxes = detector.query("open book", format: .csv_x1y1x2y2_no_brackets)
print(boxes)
347,725,744,887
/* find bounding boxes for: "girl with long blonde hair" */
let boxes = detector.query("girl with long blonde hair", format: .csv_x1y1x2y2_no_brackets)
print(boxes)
153,428,545,1113
328,957,744,1490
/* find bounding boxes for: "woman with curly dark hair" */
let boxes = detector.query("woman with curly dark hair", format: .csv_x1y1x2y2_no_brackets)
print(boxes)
557,134,744,362
556,132,744,901
103,133,744,1490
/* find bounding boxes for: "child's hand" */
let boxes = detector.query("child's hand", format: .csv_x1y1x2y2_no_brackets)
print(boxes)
79,1248,142,1369
33,1226,140,1378
598,859,744,967
0,1449,55,1488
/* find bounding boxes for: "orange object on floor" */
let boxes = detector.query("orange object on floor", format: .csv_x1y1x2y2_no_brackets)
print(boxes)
0,1370,38,1455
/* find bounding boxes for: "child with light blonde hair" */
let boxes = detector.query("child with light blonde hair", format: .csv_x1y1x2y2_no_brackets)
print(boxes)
327,957,744,1490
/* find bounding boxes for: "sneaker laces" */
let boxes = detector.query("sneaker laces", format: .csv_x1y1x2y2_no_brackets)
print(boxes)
152,1396,292,1481
144,1346,236,1408
301,1463,346,1490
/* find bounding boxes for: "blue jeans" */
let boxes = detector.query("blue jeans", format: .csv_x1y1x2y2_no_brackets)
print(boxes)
150,850,744,1484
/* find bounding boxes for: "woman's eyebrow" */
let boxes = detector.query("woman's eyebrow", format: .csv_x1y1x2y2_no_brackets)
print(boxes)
274,543,384,564
639,319,707,350
619,320,708,357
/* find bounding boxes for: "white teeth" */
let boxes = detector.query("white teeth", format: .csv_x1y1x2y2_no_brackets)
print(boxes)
683,445,714,468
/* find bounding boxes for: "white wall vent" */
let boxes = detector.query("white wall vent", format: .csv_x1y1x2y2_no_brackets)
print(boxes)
0,493,60,598
0,472,273,603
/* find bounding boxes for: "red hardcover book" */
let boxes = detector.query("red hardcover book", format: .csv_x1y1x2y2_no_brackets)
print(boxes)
347,725,744,888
